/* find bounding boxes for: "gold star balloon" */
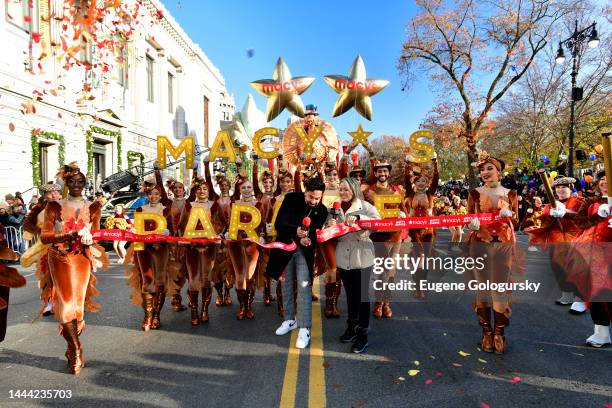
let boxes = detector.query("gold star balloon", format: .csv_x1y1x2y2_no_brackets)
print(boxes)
250,57,315,122
324,55,389,120
347,124,373,149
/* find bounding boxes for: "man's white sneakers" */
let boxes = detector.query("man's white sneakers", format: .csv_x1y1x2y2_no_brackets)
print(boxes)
586,324,611,348
296,328,311,349
275,320,297,336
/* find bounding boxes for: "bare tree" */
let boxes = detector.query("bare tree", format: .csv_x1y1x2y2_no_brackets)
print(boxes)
399,0,575,186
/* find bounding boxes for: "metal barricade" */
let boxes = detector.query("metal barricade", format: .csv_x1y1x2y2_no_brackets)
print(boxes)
3,226,25,255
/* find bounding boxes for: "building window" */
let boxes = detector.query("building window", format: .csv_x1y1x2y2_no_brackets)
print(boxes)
117,44,128,88
168,72,174,113
6,0,36,33
39,143,49,184
93,143,106,192
146,55,154,103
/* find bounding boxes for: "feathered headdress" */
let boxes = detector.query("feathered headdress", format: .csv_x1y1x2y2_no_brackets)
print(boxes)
56,161,83,181
324,161,337,175
191,176,209,189
260,170,273,182
471,149,504,171
278,168,293,181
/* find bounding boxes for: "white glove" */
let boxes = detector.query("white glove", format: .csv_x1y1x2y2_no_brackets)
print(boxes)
78,226,93,246
399,211,406,219
161,229,170,236
258,236,266,245
608,218,612,229
432,152,437,160
265,223,273,234
467,218,480,231
220,232,229,240
597,204,610,218
153,160,162,170
526,208,533,214
549,201,567,218
499,208,513,218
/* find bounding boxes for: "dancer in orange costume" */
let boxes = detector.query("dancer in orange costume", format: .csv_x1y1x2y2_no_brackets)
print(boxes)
126,176,173,332
252,157,277,306
319,163,342,318
447,195,467,250
39,163,108,374
464,151,519,354
204,160,240,307
403,156,439,299
155,166,188,313
178,177,226,325
227,179,262,320
21,182,62,317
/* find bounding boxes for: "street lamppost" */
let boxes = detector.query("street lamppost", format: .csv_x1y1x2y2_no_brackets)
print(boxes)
555,20,600,177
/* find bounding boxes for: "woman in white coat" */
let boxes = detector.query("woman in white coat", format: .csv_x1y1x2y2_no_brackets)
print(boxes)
327,177,381,354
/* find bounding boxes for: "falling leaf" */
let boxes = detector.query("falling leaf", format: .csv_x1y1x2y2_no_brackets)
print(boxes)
414,360,420,366
425,379,433,385
8,123,15,132
451,362,463,367
32,32,41,43
24,16,32,23
509,376,521,384
458,351,471,357
436,372,443,377
481,403,491,408
354,400,366,408
397,377,406,381
331,384,344,389
322,362,331,369
408,370,420,376
57,112,62,119
32,128,41,135
478,358,488,364
21,101,36,114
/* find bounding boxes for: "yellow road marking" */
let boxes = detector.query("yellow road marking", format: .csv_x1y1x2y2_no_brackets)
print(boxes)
279,277,327,408
280,329,300,408
309,279,326,408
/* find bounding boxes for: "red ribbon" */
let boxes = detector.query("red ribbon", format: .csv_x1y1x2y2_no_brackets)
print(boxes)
316,212,508,242
92,229,297,251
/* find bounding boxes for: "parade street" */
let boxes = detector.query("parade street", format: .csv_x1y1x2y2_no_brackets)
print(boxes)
1,232,611,408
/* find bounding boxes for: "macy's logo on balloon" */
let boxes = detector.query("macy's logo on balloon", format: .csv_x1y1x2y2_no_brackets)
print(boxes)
334,80,379,92
262,81,307,93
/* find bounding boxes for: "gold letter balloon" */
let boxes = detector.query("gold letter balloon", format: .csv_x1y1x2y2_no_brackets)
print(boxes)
133,212,167,251
157,136,194,169
228,204,262,241
407,130,435,164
